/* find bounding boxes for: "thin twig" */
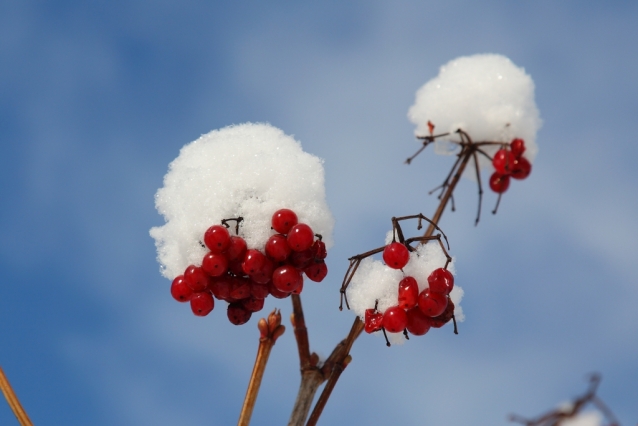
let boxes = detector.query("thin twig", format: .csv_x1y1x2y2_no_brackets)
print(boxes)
0,366,33,426
305,318,364,426
288,295,326,426
238,310,285,426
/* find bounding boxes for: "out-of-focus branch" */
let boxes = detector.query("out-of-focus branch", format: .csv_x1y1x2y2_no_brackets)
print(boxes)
0,366,33,426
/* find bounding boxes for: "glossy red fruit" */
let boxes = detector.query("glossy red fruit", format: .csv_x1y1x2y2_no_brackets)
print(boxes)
427,268,454,295
272,265,303,292
291,279,304,295
184,265,209,292
405,307,432,336
312,240,327,260
492,149,516,175
265,234,292,262
230,277,251,300
398,276,419,309
267,281,290,299
418,288,448,317
304,261,328,282
170,275,193,302
242,296,265,313
228,259,246,277
250,258,274,285
287,223,315,252
227,303,252,325
290,249,314,269
364,309,384,333
429,299,455,328
250,281,270,299
511,156,532,180
383,242,410,269
202,252,229,277
208,275,231,300
190,292,214,316
510,138,526,158
272,209,298,234
226,236,247,261
204,225,231,253
242,249,267,276
382,306,408,333
489,172,510,193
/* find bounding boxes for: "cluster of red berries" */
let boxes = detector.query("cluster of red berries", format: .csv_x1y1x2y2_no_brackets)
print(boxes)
170,209,327,325
364,242,456,343
489,138,532,194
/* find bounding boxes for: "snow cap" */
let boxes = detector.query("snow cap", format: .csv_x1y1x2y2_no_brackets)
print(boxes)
150,123,334,280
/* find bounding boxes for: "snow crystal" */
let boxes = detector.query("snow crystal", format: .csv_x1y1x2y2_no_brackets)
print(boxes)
408,53,541,169
150,123,334,280
346,239,463,345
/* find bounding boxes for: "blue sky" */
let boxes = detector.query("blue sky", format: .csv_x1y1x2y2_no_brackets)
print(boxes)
1,1,637,425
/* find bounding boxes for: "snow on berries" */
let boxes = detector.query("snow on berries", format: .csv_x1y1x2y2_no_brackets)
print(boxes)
151,123,334,324
408,54,541,167
341,215,464,346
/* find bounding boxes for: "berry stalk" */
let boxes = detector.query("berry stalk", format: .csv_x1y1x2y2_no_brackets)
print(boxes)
0,366,33,426
237,310,285,426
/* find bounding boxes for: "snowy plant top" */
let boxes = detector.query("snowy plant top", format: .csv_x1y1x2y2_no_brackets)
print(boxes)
408,53,541,163
150,123,334,280
346,239,464,345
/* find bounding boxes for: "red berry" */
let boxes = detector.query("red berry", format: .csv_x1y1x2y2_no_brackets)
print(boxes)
418,288,448,317
382,306,408,333
383,242,410,269
272,265,303,292
250,281,270,299
492,149,516,175
429,299,455,328
291,279,304,294
208,275,231,300
228,259,246,277
312,240,327,260
227,303,252,325
184,265,209,292
242,296,265,313
230,277,251,300
242,249,266,276
397,276,419,310
405,307,432,336
272,209,298,234
190,292,214,316
267,281,290,299
489,172,510,193
287,223,315,252
304,261,328,282
202,252,228,277
427,268,454,295
510,138,526,158
170,275,193,302
290,249,314,269
203,225,231,253
226,236,247,261
364,309,384,333
250,257,274,285
511,156,532,180
265,234,292,262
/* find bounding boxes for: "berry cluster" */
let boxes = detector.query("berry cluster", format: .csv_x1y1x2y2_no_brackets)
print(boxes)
365,242,456,344
489,138,532,194
170,209,327,325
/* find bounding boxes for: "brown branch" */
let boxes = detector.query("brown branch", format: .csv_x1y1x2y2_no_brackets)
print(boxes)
238,310,285,426
0,366,33,426
305,317,364,426
288,294,326,425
